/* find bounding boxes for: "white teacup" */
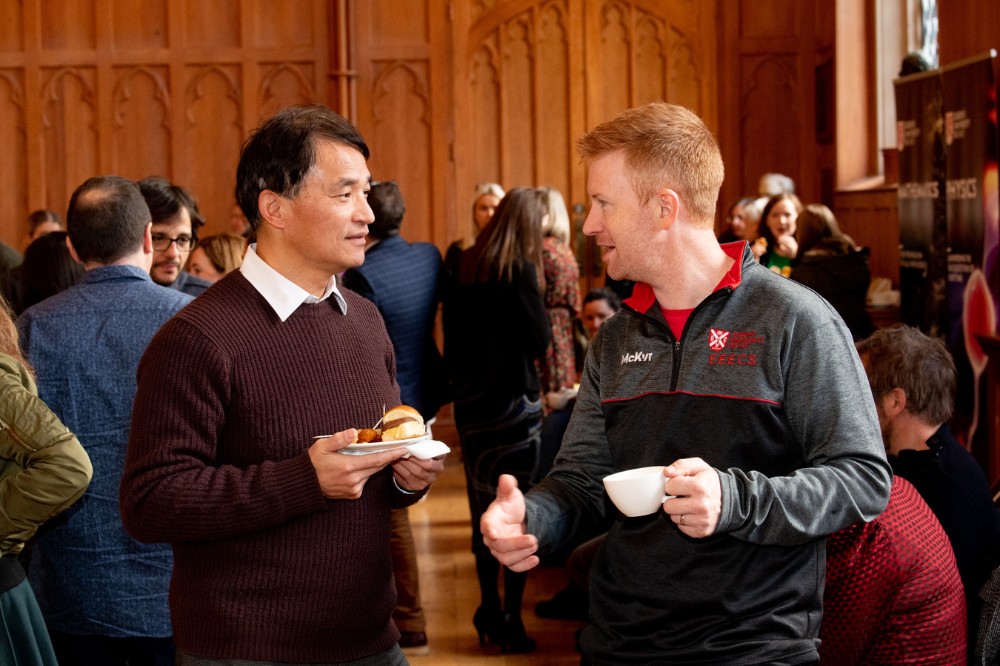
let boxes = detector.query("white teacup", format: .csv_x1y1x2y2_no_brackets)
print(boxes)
603,466,669,517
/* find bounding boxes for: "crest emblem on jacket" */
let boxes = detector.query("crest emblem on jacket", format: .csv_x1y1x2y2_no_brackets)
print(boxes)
708,328,729,351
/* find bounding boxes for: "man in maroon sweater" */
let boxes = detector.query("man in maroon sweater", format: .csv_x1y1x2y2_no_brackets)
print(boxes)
120,105,445,665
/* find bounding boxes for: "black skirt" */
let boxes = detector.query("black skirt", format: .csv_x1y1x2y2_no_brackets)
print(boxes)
455,394,543,555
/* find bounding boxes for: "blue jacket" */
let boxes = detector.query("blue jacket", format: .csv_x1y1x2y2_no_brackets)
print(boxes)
170,270,212,297
342,236,445,419
17,265,192,637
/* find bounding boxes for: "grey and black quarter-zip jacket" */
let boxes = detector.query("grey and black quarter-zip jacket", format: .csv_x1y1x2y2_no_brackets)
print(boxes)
525,242,892,665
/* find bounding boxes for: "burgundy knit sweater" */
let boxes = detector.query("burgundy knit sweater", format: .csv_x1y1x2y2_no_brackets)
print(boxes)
120,272,421,662
820,477,967,664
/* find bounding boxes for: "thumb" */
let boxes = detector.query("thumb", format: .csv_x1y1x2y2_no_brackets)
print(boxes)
497,474,521,501
317,429,357,452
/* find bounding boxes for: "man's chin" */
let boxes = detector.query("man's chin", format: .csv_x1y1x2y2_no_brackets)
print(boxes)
152,269,179,286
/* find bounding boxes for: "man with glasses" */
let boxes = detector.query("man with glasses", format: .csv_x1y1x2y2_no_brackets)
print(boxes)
138,177,213,297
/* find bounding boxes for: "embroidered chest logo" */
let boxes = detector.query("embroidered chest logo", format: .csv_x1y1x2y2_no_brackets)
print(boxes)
621,351,653,364
708,328,729,351
707,329,764,366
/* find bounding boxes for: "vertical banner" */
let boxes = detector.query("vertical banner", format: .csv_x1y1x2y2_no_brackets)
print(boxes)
940,53,1000,477
896,53,1000,480
895,71,948,335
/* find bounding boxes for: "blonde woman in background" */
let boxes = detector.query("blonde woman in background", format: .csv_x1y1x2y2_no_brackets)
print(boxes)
445,182,505,274
0,294,92,666
186,233,247,284
539,187,581,398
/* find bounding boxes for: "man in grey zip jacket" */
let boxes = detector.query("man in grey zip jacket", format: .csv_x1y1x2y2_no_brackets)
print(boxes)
482,103,891,665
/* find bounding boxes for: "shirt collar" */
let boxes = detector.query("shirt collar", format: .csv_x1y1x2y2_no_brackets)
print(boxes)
624,241,747,314
239,243,347,322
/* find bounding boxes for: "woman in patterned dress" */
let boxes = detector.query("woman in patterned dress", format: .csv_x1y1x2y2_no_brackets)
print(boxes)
539,187,581,397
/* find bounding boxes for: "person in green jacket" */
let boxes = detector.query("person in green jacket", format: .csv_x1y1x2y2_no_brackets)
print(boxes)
0,294,92,666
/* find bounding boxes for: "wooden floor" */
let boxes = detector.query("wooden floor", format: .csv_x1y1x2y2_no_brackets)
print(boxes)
406,443,584,665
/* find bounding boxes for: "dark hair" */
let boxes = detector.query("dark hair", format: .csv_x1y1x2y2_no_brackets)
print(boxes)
236,105,370,236
584,287,621,312
759,192,804,248
27,209,63,234
18,231,83,314
856,325,955,424
900,52,931,77
462,187,547,286
137,177,205,240
367,181,405,239
66,176,151,264
795,203,856,258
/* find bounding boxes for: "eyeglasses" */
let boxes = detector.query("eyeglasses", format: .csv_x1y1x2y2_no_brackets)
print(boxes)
151,234,194,252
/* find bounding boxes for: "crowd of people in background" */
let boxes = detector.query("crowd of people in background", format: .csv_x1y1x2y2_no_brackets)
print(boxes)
719,173,876,340
0,102,998,666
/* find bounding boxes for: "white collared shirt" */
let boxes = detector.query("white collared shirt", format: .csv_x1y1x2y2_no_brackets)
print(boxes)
239,243,347,322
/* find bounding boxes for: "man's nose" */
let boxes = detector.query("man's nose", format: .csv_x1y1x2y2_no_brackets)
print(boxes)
582,207,599,236
163,241,181,257
358,198,375,224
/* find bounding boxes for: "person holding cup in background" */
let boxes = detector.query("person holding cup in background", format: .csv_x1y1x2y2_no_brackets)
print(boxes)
481,102,891,665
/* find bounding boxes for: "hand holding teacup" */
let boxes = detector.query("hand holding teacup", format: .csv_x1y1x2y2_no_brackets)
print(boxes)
603,458,721,538
662,458,722,538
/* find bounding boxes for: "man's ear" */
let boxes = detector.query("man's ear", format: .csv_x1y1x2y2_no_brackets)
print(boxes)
142,222,153,254
258,190,284,230
65,235,83,265
657,188,680,230
883,387,908,417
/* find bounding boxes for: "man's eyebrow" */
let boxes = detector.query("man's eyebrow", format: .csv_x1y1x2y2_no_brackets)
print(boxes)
333,176,372,188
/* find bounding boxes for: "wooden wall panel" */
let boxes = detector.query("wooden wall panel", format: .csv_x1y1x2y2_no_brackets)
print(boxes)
0,71,27,236
42,4,96,50
355,0,452,247
834,185,900,285
740,55,801,198
592,4,631,127
718,0,818,230
112,67,171,180
0,4,23,51
0,0,330,247
369,62,433,242
186,65,243,224
184,0,241,48
41,68,99,214
254,0,316,49
111,0,167,50
536,4,571,196
469,40,502,187
503,16,536,188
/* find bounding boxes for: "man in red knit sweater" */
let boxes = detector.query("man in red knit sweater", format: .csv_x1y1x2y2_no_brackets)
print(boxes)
120,105,445,665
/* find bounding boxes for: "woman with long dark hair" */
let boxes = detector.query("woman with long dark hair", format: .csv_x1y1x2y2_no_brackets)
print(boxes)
17,231,83,314
443,187,551,654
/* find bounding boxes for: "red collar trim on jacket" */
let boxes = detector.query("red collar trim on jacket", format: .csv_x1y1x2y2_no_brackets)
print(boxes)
624,241,746,312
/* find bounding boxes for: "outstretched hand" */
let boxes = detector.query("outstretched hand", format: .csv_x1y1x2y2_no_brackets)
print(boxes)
481,474,540,572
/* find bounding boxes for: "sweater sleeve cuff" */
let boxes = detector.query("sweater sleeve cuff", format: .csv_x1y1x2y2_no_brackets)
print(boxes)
390,476,428,508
